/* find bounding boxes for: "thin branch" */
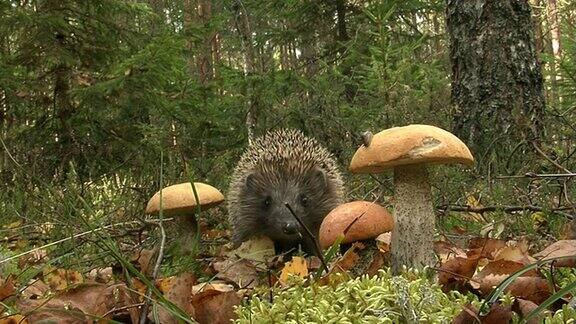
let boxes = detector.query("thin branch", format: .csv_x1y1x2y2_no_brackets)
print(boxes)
437,204,574,219
531,141,572,173
496,172,576,179
139,151,167,324
284,203,329,273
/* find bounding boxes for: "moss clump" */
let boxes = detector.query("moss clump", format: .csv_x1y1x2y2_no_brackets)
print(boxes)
235,269,477,323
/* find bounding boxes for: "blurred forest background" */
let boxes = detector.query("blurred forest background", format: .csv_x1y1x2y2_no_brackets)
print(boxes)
0,0,575,262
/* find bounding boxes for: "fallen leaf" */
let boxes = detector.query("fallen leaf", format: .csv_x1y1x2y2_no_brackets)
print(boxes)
213,259,260,288
0,314,28,324
86,267,113,284
452,303,512,324
494,240,534,264
471,259,539,292
225,236,275,263
533,240,576,267
156,276,174,294
506,277,552,304
191,281,235,295
43,268,84,291
17,283,137,323
279,256,308,284
468,238,508,259
156,272,196,324
438,256,477,293
0,276,16,301
481,304,513,324
191,290,242,324
434,240,467,263
513,299,540,324
334,242,364,272
131,248,156,276
20,280,49,299
376,232,391,253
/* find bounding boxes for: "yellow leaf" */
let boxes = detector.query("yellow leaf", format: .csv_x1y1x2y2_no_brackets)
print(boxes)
279,256,308,285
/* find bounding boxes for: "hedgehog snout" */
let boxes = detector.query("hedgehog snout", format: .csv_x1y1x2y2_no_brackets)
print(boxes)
282,221,299,235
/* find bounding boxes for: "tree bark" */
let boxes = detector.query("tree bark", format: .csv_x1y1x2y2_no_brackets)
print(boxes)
446,0,546,160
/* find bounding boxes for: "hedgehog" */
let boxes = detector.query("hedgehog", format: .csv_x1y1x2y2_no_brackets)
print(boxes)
227,129,345,253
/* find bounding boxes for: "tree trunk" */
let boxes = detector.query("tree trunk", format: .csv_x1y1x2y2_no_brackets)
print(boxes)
547,0,562,104
446,0,546,164
233,0,256,143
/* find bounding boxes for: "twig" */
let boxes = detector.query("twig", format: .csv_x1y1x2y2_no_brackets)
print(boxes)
284,203,329,273
139,152,167,324
437,204,574,219
103,302,146,318
496,172,576,179
0,136,22,168
531,141,573,174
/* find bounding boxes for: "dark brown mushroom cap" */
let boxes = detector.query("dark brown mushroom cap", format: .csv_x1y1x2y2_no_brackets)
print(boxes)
145,182,224,216
319,201,393,249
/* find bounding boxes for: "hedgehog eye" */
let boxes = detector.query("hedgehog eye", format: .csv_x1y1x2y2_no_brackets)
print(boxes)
300,194,309,207
263,196,272,208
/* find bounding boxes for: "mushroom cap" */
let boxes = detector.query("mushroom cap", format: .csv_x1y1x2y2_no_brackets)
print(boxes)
319,201,394,249
145,182,224,216
349,124,474,174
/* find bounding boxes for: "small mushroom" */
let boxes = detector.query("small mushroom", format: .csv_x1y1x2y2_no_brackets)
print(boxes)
349,124,474,273
146,182,224,254
319,200,393,249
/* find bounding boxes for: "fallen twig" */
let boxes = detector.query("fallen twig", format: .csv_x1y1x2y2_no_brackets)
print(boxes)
437,204,574,219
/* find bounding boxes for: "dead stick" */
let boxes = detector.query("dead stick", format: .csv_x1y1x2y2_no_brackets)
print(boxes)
284,203,329,273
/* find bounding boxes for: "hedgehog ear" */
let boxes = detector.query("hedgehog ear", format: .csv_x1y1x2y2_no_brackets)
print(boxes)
311,167,328,189
245,174,258,191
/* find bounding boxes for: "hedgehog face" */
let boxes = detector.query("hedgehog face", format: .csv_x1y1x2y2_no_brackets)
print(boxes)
242,164,333,247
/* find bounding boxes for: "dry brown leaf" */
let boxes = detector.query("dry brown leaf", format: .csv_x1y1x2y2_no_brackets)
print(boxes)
17,283,137,324
156,276,174,294
20,280,49,299
279,256,308,284
333,242,365,273
86,267,113,284
472,259,539,291
224,236,275,263
468,237,508,259
494,240,534,264
513,299,541,324
434,240,467,263
533,240,576,267
0,314,28,324
191,290,242,324
438,256,477,293
43,268,84,291
155,272,197,324
506,277,552,304
213,259,260,288
131,248,156,276
452,304,481,324
452,303,512,324
0,276,16,301
376,232,391,253
191,281,234,295
481,304,513,324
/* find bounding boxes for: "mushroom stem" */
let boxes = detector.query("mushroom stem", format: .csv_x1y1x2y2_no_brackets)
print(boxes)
176,214,199,255
391,164,436,274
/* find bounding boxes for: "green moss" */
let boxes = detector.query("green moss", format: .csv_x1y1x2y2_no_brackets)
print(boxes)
235,269,478,323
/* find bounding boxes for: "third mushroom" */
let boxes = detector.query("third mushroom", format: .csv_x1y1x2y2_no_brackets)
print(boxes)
349,124,474,273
